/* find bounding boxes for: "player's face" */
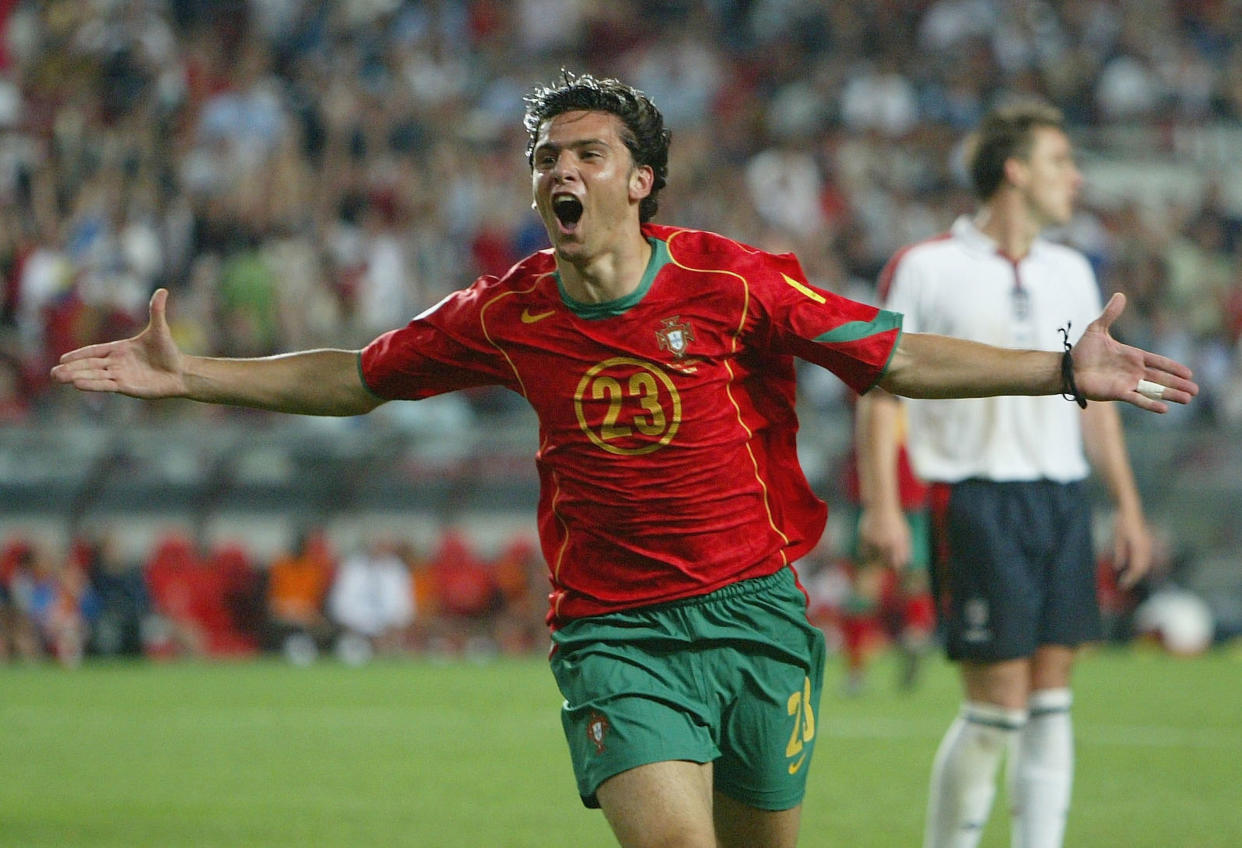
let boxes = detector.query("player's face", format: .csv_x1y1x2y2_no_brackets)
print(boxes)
530,110,652,261
1015,126,1082,229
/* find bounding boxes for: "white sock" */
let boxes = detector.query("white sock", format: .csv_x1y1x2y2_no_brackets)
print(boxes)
924,701,1028,848
1010,688,1074,848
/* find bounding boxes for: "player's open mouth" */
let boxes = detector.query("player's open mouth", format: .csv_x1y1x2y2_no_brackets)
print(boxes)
552,195,584,231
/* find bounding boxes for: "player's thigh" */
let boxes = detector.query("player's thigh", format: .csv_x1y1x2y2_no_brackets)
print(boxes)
714,792,802,848
596,760,715,848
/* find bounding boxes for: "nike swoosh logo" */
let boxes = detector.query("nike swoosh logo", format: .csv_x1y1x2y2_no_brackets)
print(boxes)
788,753,807,775
521,308,555,324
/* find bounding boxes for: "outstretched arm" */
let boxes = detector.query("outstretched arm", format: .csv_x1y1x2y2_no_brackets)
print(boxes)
50,288,383,417
877,293,1198,411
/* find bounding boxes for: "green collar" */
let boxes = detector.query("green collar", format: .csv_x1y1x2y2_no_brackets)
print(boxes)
556,237,670,319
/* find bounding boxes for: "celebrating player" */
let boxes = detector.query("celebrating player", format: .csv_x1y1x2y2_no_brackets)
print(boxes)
52,74,1196,848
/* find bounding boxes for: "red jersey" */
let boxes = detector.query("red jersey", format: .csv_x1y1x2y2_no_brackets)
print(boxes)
361,224,902,626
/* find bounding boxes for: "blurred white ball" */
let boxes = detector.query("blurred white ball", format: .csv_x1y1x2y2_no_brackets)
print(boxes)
1135,589,1215,656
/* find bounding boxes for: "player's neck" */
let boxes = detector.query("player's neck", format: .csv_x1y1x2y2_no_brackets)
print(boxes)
556,230,652,304
974,201,1040,262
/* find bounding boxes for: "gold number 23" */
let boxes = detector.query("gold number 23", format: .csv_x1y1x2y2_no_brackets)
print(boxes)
785,676,816,774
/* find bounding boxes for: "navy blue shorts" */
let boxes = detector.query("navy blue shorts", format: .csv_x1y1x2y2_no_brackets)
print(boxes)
929,479,1101,662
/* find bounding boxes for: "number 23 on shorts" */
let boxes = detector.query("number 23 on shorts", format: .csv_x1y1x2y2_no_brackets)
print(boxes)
785,676,816,774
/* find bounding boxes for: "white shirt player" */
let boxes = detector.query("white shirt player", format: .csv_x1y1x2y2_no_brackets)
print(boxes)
881,215,1102,483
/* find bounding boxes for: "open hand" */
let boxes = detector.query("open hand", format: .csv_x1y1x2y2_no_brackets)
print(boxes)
50,288,188,399
1072,293,1198,412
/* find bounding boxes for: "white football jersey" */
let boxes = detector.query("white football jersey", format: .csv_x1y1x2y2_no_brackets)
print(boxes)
881,216,1102,483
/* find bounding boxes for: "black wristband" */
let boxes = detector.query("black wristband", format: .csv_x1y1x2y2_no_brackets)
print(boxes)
1059,324,1087,408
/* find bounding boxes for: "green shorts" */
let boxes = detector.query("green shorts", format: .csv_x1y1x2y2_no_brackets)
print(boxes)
549,567,826,811
848,505,931,571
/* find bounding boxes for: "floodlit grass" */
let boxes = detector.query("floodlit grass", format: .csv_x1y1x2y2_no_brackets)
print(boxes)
2,647,1239,847
803,646,1242,848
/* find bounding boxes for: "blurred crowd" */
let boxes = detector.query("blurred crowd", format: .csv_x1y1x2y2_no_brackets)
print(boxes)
2,516,1219,669
0,525,547,666
2,0,1242,426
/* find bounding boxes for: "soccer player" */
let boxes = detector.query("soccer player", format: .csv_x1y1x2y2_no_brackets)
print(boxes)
52,74,1195,848
839,421,935,696
855,100,1156,848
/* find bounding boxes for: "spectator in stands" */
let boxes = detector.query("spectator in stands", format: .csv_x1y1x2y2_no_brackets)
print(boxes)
0,354,30,421
264,527,336,662
143,532,208,658
428,529,501,657
142,532,258,659
203,541,262,657
7,540,90,667
489,534,545,655
327,537,414,664
78,531,148,657
0,536,40,661
399,538,440,654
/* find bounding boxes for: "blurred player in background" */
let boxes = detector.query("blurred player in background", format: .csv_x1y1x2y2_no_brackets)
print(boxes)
839,413,934,696
52,74,1195,848
856,100,1157,848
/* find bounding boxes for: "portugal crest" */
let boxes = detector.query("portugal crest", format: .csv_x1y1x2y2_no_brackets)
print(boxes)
586,711,611,754
656,316,695,359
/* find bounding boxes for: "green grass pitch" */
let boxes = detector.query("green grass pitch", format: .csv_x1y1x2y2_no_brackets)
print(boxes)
2,648,1238,847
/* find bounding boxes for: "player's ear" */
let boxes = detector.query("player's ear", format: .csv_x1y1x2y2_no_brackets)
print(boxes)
1003,155,1029,190
629,165,654,202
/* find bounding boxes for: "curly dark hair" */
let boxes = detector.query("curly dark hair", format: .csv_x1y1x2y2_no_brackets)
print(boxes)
524,70,671,223
968,99,1066,200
